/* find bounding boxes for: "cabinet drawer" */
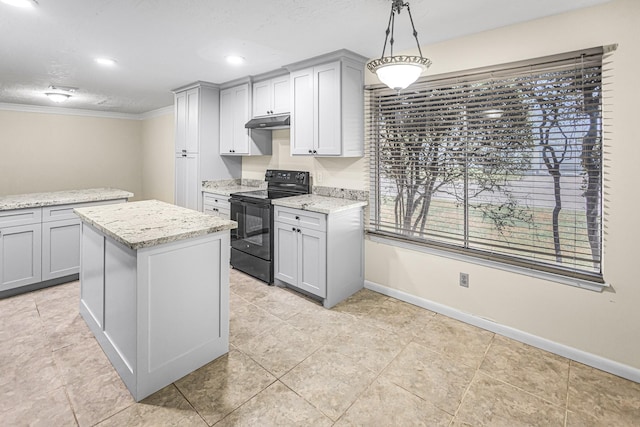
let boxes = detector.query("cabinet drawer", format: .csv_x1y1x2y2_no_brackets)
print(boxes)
0,208,42,228
274,206,326,232
204,206,230,219
43,199,127,222
203,193,229,209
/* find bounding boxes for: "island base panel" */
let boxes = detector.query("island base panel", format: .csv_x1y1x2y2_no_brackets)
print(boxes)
80,223,230,401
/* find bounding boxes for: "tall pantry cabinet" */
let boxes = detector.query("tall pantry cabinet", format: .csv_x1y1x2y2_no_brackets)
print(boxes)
173,81,241,211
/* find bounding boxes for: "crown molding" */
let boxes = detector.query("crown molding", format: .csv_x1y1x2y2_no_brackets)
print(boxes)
0,102,173,120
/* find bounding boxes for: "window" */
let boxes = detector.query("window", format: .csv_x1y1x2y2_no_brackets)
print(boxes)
366,47,612,284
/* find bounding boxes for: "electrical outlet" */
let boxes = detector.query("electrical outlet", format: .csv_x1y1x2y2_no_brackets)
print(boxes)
316,172,323,184
460,272,469,288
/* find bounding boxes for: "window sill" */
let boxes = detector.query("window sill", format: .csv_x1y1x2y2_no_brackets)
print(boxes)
366,233,609,293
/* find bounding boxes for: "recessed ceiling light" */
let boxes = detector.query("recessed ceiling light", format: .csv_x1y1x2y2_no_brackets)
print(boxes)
1,0,36,8
225,55,245,65
95,57,117,66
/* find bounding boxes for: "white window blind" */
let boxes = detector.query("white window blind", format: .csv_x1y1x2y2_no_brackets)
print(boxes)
366,46,614,283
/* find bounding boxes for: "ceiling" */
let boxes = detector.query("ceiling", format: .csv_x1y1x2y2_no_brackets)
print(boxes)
0,0,611,115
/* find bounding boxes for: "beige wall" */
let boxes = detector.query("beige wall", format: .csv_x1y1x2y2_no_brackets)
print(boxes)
242,129,368,190
363,0,640,371
141,111,174,203
0,110,143,200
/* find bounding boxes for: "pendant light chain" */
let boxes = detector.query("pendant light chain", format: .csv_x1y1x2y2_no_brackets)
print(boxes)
367,0,432,91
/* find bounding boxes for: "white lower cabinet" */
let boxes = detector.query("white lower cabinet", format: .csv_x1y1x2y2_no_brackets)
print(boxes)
203,192,230,219
175,152,200,211
42,218,81,281
274,220,326,297
0,199,127,296
0,222,42,291
274,205,363,308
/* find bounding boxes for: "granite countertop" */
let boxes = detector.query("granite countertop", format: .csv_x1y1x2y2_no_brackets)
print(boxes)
272,194,368,214
201,184,261,196
201,179,266,196
74,200,237,250
0,188,134,211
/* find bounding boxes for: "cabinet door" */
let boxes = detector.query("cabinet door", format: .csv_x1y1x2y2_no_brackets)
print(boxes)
185,88,200,153
252,80,271,117
175,91,187,153
175,153,199,211
271,75,290,115
232,84,251,154
274,222,297,285
0,224,42,291
219,88,235,154
315,61,342,156
298,227,327,298
42,218,81,280
290,68,315,155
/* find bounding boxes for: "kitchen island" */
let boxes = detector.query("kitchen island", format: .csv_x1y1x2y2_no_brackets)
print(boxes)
74,200,237,401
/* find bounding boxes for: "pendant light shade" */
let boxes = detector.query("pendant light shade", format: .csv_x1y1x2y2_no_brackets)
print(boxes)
367,0,431,91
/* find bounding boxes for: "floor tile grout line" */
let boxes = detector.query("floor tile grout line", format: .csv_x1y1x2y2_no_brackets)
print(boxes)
171,382,212,426
451,333,496,422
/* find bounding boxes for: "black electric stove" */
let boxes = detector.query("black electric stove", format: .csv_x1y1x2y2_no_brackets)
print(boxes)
229,170,310,283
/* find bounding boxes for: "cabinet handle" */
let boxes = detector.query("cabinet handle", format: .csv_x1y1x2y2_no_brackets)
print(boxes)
308,149,313,154
292,227,296,231
312,150,317,154
182,149,186,153
295,216,299,220
297,228,301,233
182,154,187,157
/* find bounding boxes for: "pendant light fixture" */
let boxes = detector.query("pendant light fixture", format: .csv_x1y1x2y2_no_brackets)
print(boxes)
367,0,431,91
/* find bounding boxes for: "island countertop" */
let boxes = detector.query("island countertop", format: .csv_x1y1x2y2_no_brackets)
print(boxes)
74,200,237,250
0,188,134,211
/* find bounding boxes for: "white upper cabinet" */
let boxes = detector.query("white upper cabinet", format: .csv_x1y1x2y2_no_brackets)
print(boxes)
287,50,367,157
175,88,200,154
220,83,250,155
252,74,290,117
220,82,272,156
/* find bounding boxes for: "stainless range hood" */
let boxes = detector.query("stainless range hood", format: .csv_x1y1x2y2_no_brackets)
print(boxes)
245,115,290,129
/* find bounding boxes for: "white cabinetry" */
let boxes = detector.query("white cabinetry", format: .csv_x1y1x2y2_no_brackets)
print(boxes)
220,82,271,156
274,209,327,297
274,205,364,308
0,198,128,296
203,192,230,219
288,50,367,157
173,82,241,211
79,222,230,402
0,208,42,291
252,75,290,117
41,205,81,281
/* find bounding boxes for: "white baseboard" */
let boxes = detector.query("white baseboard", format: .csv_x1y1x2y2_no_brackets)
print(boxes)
365,280,640,384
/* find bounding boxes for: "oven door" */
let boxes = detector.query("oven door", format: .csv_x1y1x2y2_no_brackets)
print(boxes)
230,197,272,261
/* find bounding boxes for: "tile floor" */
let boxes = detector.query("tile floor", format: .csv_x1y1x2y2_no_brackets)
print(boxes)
1,269,639,426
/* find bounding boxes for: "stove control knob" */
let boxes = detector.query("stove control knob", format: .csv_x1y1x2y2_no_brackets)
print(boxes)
296,172,306,182
265,171,274,179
